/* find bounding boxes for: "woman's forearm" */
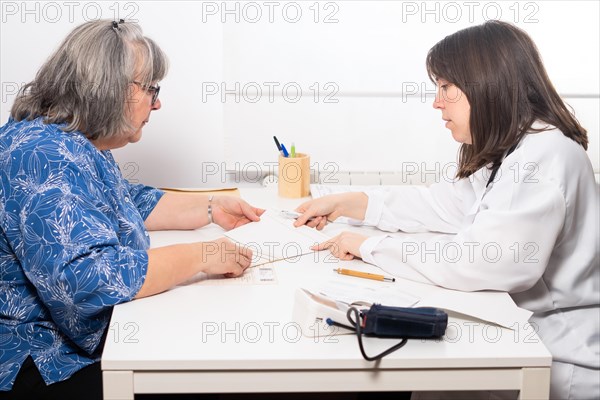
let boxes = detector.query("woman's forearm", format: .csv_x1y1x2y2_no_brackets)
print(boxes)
135,238,251,299
145,192,209,231
338,192,369,220
135,243,202,298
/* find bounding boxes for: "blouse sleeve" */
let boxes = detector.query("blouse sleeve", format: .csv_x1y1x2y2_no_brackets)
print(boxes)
102,150,164,220
123,181,165,220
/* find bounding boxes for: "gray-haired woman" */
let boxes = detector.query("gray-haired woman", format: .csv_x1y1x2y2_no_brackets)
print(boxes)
0,19,263,399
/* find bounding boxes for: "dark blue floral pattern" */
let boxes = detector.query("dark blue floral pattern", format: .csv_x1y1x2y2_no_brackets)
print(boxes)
0,117,164,390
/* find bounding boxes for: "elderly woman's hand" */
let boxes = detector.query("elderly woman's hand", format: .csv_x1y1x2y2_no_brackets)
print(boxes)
212,196,265,230
201,237,254,277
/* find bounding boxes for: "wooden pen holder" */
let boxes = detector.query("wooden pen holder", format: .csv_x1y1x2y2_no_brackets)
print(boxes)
278,153,310,198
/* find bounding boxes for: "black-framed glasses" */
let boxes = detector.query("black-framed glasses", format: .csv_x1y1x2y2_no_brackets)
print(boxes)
132,81,161,106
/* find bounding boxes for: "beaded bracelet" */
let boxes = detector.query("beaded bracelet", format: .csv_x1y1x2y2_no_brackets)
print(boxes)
208,195,214,224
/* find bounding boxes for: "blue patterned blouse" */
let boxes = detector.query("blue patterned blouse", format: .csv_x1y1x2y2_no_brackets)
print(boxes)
0,117,164,390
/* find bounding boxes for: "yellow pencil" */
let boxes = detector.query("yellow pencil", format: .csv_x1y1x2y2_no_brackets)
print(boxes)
333,268,395,282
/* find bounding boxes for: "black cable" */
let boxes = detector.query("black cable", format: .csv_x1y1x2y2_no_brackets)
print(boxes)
346,307,407,362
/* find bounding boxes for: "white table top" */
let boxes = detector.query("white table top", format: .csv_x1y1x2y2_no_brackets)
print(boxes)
102,188,551,372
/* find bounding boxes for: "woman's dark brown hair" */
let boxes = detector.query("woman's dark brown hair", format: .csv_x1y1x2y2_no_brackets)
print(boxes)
426,20,588,179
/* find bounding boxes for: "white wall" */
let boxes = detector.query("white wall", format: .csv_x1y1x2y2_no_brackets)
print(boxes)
1,1,598,187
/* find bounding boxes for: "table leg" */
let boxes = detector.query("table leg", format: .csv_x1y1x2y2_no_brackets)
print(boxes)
519,367,550,400
103,370,134,400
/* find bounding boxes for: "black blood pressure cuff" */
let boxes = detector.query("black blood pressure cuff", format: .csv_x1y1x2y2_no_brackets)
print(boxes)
362,304,448,338
327,304,448,361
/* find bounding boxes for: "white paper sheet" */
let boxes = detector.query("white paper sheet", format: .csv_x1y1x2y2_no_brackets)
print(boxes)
302,275,531,329
180,263,278,286
307,280,419,309
224,210,330,266
390,278,533,329
418,288,533,329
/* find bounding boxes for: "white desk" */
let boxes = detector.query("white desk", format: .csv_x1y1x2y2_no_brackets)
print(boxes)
102,188,551,400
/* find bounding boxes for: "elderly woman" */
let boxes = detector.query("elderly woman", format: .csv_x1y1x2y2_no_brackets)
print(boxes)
0,20,262,399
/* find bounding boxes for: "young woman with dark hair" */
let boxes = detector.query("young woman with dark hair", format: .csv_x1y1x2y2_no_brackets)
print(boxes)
294,20,598,399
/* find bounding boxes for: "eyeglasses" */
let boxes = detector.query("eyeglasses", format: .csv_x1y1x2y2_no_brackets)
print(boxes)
132,81,161,106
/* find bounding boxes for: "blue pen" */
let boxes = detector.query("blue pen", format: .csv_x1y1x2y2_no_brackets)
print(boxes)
280,143,290,157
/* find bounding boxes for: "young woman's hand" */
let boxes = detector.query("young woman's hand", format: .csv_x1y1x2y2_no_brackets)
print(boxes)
310,232,368,260
293,192,368,230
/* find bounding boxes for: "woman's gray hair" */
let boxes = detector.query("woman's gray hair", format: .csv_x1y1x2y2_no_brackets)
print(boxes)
11,19,168,140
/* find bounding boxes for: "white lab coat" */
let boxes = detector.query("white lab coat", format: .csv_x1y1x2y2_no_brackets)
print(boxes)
358,127,599,399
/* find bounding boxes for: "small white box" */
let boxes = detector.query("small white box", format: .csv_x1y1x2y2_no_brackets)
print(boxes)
292,288,353,338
